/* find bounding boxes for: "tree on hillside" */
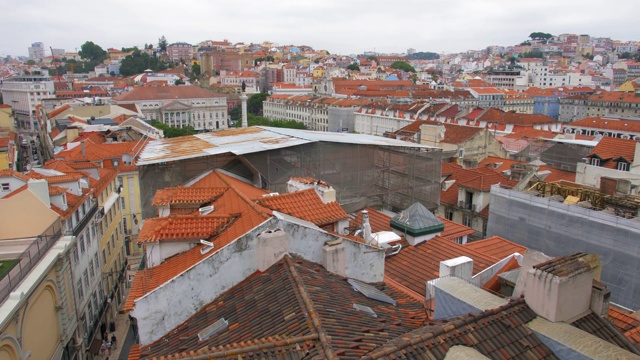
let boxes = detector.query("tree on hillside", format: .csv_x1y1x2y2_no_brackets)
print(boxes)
406,52,440,60
346,64,360,71
119,50,168,76
366,55,377,62
235,114,307,129
522,51,544,59
78,41,107,62
390,61,416,73
158,36,168,53
190,63,201,82
529,32,553,43
151,120,196,138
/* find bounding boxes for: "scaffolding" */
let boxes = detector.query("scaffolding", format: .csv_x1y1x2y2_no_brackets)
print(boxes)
139,142,442,218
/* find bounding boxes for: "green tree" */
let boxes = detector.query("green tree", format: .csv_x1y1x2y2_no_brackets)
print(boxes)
78,41,107,62
151,120,196,138
174,78,185,85
366,55,377,62
522,51,544,59
248,93,269,115
229,105,241,121
119,50,168,76
158,36,168,53
189,63,201,82
529,32,553,43
121,46,138,52
346,64,360,71
235,114,307,129
389,61,416,73
25,59,36,65
406,52,440,60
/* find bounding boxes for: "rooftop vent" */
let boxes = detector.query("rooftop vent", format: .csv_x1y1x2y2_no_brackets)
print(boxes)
197,317,228,342
262,192,280,197
199,205,214,215
200,239,214,254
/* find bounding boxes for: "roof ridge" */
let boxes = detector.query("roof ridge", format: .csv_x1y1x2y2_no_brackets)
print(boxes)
284,256,338,360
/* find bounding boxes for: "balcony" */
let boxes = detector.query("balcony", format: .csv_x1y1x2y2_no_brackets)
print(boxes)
72,203,99,237
458,201,476,212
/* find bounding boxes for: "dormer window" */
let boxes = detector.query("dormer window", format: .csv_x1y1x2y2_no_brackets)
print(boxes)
590,158,600,166
1,183,9,191
617,162,629,171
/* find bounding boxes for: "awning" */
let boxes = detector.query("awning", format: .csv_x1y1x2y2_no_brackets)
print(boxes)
103,192,119,213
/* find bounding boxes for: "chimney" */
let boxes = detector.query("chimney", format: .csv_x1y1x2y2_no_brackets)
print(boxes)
322,239,345,276
361,210,372,244
28,178,50,208
81,141,86,156
523,253,601,322
590,281,611,318
256,228,289,272
439,256,473,280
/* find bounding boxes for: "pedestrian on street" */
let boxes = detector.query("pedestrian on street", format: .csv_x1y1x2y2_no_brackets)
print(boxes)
111,333,117,349
106,340,112,355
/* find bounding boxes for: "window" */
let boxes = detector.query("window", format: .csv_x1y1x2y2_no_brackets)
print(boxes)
89,259,95,278
77,280,84,301
72,248,79,264
618,162,629,171
1,183,9,191
79,235,85,255
120,197,126,210
83,269,89,289
445,210,454,221
94,253,100,269
591,158,600,166
463,215,472,227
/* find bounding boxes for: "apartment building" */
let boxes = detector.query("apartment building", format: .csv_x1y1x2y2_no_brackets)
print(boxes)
0,69,55,130
166,42,193,63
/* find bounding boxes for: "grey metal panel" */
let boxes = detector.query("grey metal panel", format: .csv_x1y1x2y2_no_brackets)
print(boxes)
348,278,397,305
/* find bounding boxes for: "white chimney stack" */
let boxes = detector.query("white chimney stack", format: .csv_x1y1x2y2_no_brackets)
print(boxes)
362,210,372,244
27,179,50,208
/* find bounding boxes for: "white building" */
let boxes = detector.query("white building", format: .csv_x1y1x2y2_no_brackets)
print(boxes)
0,69,55,130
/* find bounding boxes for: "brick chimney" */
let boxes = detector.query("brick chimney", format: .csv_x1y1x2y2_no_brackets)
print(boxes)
523,253,601,322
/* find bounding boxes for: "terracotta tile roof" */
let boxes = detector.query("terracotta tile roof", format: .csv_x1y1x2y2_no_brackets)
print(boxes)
48,185,67,195
533,252,599,277
362,299,559,360
0,169,31,182
113,85,224,102
457,172,518,192
464,236,527,259
138,256,426,360
477,108,558,125
384,236,499,296
151,186,226,206
442,123,483,144
125,171,271,312
608,307,640,348
137,214,236,243
568,117,640,133
438,216,476,240
589,136,638,168
257,189,349,226
26,171,83,184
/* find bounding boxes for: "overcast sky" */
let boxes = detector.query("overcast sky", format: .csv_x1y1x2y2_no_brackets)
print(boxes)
1,0,637,57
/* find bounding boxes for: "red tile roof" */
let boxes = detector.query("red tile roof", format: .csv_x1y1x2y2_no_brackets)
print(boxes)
151,186,226,206
589,136,638,168
137,214,236,243
137,256,426,360
0,169,31,182
608,306,640,348
384,236,499,295
463,236,527,259
257,188,348,226
113,85,224,102
569,117,640,133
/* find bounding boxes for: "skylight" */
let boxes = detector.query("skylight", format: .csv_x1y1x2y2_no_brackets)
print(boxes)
348,278,397,306
353,303,377,317
197,317,228,342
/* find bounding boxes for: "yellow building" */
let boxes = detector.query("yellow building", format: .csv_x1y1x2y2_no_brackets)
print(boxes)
0,105,14,131
312,66,325,79
0,189,78,360
618,77,640,92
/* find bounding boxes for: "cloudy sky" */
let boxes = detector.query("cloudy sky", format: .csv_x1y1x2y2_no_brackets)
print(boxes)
1,0,637,57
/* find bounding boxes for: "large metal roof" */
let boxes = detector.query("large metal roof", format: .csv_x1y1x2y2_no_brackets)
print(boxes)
136,126,440,166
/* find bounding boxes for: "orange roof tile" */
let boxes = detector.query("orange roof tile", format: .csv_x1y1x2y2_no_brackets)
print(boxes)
138,214,236,243
257,188,348,226
385,236,499,295
113,85,224,102
0,169,31,182
589,136,638,168
464,236,527,259
569,117,640,133
151,186,226,206
438,216,476,240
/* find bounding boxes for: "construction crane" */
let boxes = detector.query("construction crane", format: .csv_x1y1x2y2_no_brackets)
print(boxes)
50,47,63,82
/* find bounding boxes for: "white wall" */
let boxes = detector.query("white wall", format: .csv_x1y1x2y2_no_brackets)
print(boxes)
575,163,640,188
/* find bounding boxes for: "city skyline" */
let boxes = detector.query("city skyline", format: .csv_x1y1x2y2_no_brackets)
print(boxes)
1,0,639,58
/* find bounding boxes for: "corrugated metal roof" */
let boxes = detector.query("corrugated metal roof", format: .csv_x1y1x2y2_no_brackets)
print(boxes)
137,126,440,165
